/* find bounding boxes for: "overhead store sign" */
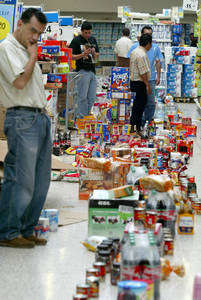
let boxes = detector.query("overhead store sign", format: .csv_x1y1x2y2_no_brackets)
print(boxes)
0,0,18,42
59,16,74,44
183,0,198,11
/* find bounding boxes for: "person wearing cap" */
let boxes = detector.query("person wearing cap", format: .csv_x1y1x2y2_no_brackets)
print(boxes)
129,34,152,135
114,28,133,67
128,26,163,125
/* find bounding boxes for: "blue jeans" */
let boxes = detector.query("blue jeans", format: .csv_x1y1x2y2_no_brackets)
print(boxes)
0,109,52,240
142,80,156,126
77,69,97,118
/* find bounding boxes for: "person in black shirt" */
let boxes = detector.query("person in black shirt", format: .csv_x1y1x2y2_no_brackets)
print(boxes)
69,21,99,118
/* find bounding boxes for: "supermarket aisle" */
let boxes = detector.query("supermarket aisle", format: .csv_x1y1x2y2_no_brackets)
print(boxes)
0,104,201,300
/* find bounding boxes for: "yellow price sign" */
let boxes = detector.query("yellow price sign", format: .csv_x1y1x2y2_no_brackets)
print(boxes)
0,16,10,41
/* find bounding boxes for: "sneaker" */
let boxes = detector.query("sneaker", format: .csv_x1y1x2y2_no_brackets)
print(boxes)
24,235,47,246
0,237,35,248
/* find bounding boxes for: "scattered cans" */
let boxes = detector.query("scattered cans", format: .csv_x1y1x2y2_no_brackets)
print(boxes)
86,268,99,279
76,284,90,296
73,294,88,300
86,276,99,298
93,262,106,282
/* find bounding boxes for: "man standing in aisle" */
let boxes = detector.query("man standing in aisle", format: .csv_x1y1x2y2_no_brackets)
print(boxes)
129,34,152,135
0,8,51,248
128,26,163,125
69,21,99,118
114,28,133,67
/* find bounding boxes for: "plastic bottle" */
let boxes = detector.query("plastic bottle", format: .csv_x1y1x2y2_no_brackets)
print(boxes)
53,133,61,156
154,103,165,121
92,102,100,119
146,190,176,238
121,231,161,300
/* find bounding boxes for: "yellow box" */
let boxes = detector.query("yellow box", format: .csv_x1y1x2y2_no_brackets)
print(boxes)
178,213,194,235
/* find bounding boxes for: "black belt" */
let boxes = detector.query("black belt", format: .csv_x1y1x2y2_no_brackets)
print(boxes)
8,106,43,113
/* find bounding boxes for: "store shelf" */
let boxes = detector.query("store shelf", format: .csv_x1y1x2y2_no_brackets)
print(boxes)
38,61,56,64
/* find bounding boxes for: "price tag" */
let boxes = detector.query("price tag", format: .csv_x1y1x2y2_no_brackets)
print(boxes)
183,0,198,11
42,22,60,40
0,16,10,40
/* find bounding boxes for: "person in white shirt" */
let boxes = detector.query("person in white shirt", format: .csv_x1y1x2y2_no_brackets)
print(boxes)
0,8,51,248
114,28,133,67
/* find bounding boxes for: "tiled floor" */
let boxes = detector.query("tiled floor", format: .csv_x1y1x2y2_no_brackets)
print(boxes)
0,104,201,300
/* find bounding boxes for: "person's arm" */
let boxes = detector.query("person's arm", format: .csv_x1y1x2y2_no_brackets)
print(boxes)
155,45,163,85
141,73,151,95
72,48,91,61
13,43,38,90
91,37,99,61
137,56,151,94
155,59,161,86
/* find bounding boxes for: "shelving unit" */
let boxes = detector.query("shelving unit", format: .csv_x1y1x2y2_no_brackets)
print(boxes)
125,22,172,52
91,22,124,63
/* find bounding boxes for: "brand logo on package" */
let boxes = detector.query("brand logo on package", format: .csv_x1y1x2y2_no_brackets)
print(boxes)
183,0,198,11
98,201,111,206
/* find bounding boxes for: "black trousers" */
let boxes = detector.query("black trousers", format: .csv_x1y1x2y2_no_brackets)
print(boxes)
130,80,147,131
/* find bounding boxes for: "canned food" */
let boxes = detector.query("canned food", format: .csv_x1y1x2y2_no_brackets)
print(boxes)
86,276,99,298
146,211,157,229
96,250,111,273
86,268,99,278
76,284,90,296
73,294,88,300
134,208,146,225
164,238,174,255
93,262,106,282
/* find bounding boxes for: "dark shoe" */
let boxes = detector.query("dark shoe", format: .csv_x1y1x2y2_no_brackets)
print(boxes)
24,235,47,246
0,237,35,248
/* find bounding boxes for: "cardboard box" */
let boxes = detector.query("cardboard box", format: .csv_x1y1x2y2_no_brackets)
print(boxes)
79,162,132,200
88,189,139,238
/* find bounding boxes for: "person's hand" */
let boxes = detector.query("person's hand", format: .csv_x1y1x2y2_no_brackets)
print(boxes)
27,42,38,60
156,76,160,86
91,47,96,56
83,48,91,58
147,84,152,95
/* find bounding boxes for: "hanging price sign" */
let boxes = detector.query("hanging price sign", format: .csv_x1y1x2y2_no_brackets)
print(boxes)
183,0,198,11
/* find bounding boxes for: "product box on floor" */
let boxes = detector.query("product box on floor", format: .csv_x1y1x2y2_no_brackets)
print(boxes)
88,189,139,238
79,163,133,200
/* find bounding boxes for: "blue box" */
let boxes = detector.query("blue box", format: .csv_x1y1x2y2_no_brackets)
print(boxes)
183,64,194,72
167,64,183,72
47,74,62,82
42,46,60,54
111,67,129,92
167,72,182,80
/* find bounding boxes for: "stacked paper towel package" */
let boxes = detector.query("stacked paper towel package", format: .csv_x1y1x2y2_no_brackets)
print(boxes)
126,23,172,52
165,47,198,98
